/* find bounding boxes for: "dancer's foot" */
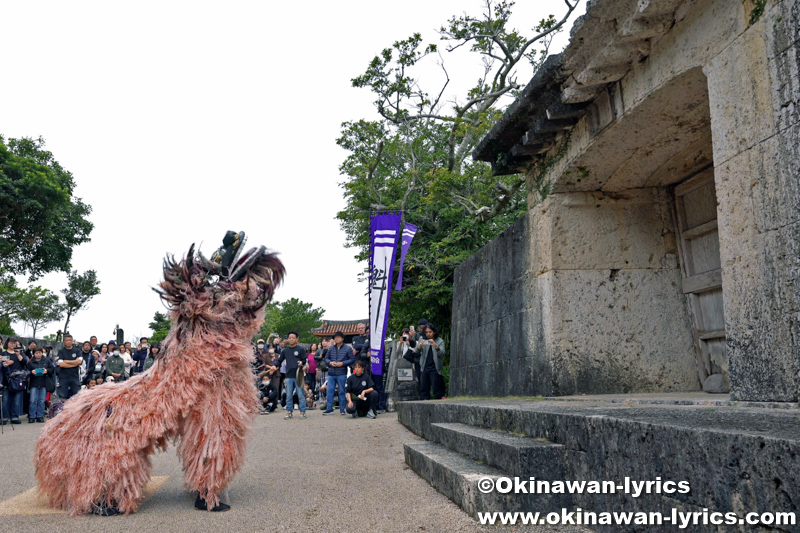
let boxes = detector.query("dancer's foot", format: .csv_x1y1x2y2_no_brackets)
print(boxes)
93,501,120,516
195,496,231,512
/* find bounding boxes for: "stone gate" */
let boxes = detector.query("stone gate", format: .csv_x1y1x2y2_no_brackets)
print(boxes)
451,0,799,402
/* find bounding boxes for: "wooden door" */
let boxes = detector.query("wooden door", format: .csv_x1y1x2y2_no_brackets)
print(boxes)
673,169,727,390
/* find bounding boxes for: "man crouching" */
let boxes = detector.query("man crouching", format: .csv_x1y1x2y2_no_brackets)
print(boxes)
346,360,378,419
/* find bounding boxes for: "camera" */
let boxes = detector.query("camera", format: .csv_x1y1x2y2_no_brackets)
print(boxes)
402,335,408,341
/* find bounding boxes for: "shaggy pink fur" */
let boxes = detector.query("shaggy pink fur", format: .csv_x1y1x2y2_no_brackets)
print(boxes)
34,244,284,515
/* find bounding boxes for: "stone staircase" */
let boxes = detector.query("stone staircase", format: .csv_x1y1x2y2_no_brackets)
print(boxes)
399,398,800,532
404,421,571,519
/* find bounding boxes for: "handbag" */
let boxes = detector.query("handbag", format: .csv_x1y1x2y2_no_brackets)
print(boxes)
9,370,29,392
45,375,56,393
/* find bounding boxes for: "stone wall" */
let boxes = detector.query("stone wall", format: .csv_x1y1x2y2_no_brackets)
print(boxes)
451,189,699,397
708,1,800,401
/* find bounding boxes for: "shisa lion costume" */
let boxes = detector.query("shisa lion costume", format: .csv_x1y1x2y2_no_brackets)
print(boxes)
34,231,284,515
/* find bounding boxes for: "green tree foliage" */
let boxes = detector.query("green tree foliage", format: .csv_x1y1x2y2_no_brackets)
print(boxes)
0,136,93,280
0,317,14,336
257,298,325,344
61,269,100,335
148,311,172,343
14,286,65,338
0,274,21,327
338,0,578,336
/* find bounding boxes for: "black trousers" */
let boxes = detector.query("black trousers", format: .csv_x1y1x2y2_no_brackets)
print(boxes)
345,391,379,416
419,370,444,400
260,389,277,411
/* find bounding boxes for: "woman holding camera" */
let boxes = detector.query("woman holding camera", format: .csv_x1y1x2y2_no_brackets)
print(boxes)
26,347,54,423
416,324,446,400
2,338,29,424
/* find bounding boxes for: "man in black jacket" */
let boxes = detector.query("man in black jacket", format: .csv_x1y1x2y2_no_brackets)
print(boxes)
351,323,370,365
78,341,95,386
56,335,83,400
272,331,307,420
346,360,379,419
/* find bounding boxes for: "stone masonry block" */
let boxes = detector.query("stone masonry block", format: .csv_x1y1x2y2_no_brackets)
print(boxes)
705,20,778,166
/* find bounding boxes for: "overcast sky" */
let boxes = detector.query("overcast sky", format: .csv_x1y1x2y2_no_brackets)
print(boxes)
1,1,584,343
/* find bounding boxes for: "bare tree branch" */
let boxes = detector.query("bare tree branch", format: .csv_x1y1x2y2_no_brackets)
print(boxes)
513,0,578,64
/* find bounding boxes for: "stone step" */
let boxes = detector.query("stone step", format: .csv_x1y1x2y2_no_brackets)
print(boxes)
404,441,571,519
399,399,800,532
429,422,566,479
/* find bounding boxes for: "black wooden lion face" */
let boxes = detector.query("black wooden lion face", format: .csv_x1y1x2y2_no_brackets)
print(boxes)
156,232,285,323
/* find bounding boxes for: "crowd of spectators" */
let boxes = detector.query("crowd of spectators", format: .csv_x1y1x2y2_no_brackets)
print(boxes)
0,334,159,424
251,319,447,421
0,317,446,425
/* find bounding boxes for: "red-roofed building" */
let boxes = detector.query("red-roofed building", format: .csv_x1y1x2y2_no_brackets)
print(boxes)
312,319,369,343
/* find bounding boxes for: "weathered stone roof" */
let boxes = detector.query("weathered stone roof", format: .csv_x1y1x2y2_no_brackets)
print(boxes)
474,0,689,175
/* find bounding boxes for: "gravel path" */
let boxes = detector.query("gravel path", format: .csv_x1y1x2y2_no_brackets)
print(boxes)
1,409,591,532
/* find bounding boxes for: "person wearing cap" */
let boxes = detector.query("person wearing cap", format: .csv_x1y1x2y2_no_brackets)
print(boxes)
253,339,268,373
322,331,355,415
413,319,428,344
89,350,103,382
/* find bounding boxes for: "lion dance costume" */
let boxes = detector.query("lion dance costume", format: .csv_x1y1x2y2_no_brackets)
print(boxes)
34,231,284,515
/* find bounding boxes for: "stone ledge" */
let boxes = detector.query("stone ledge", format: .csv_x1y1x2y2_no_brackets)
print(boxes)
404,441,571,519
399,399,800,532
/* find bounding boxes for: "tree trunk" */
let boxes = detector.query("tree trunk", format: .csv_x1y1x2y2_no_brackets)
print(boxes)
63,309,73,336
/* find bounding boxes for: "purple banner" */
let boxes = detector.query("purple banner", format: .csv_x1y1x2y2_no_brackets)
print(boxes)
394,223,417,291
368,212,402,375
